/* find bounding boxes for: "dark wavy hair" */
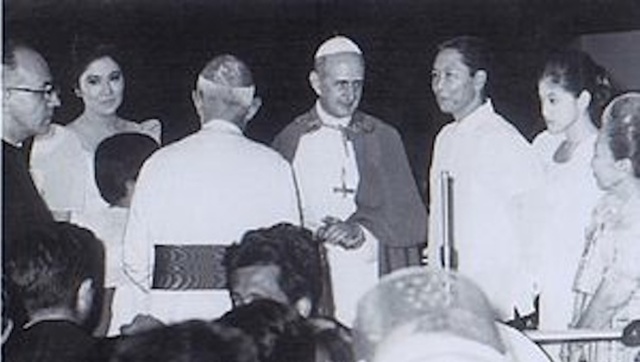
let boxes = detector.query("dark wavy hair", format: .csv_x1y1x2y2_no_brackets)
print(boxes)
436,35,493,99
219,300,316,362
224,223,323,316
109,320,258,362
69,36,124,90
540,48,615,125
5,222,104,318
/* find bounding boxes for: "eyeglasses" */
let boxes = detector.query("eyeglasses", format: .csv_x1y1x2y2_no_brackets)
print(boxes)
6,84,58,99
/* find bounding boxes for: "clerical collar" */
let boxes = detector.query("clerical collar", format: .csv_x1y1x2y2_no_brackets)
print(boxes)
2,137,22,148
315,102,351,128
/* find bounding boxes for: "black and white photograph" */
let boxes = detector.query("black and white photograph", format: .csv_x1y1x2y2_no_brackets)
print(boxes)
3,0,640,361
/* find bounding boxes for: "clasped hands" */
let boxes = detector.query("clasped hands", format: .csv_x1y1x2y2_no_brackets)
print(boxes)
316,216,365,250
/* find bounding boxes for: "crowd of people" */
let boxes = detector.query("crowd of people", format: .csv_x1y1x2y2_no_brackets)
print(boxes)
3,31,640,362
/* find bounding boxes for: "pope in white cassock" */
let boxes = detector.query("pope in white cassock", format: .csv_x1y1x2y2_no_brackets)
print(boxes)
118,55,301,328
272,36,427,326
427,36,543,322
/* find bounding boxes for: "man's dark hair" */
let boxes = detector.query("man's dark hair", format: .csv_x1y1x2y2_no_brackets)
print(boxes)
219,300,316,362
437,35,493,99
95,132,159,206
70,38,123,90
109,320,258,362
224,223,323,316
5,222,105,317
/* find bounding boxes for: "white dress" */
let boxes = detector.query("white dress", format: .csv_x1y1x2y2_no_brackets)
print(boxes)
528,132,602,331
427,100,543,320
119,119,301,327
571,194,640,362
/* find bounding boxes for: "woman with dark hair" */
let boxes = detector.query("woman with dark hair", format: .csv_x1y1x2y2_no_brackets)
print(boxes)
565,93,640,362
30,40,161,225
525,49,614,351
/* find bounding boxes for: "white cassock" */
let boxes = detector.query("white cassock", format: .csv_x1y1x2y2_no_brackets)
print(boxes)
118,119,300,328
428,100,543,320
292,103,378,326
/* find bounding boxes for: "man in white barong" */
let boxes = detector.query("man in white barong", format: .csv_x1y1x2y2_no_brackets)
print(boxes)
427,36,542,323
272,36,427,326
117,54,301,328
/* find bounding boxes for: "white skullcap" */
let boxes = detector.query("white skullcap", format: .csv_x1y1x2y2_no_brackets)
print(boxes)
196,75,255,108
314,35,362,59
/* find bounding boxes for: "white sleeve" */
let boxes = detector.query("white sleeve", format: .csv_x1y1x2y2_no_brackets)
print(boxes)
30,126,87,213
427,131,445,268
121,161,156,307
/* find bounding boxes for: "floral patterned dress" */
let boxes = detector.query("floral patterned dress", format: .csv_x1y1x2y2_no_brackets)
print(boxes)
571,193,640,362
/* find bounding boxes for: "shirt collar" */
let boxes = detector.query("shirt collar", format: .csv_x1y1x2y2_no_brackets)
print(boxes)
315,101,351,128
455,99,495,132
201,119,243,135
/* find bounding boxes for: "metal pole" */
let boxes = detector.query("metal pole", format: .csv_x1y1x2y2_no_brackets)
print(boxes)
440,171,456,271
525,329,621,344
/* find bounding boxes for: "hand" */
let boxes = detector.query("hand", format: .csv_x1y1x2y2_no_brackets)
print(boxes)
317,216,365,250
120,313,164,336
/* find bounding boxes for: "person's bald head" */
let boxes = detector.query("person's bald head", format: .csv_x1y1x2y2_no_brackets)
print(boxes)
192,54,260,129
200,54,254,88
3,42,60,145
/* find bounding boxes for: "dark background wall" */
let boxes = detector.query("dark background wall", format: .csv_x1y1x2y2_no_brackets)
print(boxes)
6,0,640,197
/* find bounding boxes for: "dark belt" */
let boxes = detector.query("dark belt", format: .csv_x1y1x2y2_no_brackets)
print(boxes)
152,244,227,290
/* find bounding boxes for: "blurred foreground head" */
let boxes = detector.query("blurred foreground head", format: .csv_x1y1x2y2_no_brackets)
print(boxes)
354,267,549,362
110,320,258,362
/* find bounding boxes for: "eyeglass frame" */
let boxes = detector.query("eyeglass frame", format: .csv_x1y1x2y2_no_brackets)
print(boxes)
6,83,59,99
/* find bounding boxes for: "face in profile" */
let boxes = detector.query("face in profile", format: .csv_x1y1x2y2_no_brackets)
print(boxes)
4,48,61,139
431,48,482,121
76,56,124,117
229,265,289,308
591,133,625,190
313,52,364,118
538,77,583,135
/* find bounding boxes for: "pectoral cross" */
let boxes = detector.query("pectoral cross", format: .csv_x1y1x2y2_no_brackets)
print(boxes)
333,181,356,198
332,168,356,198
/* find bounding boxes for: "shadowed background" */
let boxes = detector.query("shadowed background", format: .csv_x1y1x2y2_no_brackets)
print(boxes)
6,0,640,198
